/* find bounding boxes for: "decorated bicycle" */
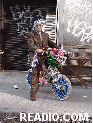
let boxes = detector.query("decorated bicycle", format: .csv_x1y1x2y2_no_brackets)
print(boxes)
27,47,72,100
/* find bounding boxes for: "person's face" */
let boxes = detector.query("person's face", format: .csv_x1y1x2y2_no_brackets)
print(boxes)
34,23,43,33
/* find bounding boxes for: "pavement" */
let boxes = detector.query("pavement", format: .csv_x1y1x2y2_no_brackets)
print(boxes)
0,70,92,118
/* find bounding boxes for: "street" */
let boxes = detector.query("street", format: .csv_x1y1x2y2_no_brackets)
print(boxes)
0,70,92,118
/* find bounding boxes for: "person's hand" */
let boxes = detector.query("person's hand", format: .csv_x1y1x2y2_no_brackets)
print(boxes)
37,49,43,53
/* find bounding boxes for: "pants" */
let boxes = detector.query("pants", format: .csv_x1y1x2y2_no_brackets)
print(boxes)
30,54,48,96
30,65,39,95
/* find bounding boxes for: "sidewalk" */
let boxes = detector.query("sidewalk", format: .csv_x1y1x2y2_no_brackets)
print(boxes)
0,70,92,117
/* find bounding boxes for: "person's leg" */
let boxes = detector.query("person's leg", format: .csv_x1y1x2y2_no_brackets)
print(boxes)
30,55,47,101
30,66,39,101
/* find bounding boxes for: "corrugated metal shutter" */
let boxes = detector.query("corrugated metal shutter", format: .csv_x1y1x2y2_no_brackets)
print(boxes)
4,5,56,70
4,20,29,70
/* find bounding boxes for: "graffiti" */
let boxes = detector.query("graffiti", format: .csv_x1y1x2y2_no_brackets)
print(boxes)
67,19,92,43
63,0,92,44
10,5,47,36
10,5,32,36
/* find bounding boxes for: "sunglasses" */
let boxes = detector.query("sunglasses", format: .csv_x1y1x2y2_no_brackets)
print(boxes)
36,24,42,27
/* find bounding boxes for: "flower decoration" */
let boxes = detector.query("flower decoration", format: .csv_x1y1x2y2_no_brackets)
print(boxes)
57,47,67,66
34,19,42,25
31,51,38,67
50,48,59,57
49,47,68,66
42,46,48,51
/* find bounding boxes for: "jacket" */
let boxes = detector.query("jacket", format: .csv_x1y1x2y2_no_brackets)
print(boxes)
27,30,59,61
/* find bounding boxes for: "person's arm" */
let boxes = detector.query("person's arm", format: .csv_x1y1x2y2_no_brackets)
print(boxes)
27,32,38,52
27,32,43,53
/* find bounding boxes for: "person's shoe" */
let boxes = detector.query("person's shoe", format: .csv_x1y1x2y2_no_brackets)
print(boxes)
30,95,36,101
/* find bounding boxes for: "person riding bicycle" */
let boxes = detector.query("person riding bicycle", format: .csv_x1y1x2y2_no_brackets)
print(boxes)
27,19,59,101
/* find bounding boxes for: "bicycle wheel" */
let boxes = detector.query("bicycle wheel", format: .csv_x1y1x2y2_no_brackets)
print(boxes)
52,74,72,101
